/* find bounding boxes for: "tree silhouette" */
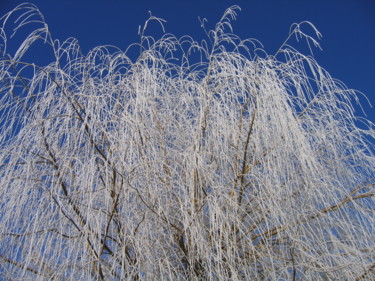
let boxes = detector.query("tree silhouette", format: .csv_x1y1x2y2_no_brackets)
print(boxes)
0,4,374,280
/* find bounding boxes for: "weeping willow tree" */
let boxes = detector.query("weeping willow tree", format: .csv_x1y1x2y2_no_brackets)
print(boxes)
0,4,374,280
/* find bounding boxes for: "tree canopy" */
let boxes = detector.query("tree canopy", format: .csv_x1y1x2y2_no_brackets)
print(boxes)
0,4,374,280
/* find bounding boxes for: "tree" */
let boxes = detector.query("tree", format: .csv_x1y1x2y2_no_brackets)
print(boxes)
0,4,374,280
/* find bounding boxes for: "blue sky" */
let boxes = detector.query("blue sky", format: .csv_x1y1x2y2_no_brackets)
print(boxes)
1,0,374,123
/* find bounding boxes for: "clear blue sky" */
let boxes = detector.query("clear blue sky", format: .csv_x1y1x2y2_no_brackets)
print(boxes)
1,0,374,124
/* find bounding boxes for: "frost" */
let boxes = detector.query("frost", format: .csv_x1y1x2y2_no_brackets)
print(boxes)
0,4,374,281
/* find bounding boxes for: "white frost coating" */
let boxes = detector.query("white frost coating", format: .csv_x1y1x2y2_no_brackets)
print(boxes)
0,4,374,281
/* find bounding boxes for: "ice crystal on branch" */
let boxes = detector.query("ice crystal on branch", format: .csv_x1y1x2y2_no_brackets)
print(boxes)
0,4,374,281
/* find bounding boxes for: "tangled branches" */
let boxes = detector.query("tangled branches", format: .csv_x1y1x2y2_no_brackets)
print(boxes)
0,4,374,280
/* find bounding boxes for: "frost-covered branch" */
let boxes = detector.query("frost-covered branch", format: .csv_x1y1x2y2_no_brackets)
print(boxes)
0,4,374,281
